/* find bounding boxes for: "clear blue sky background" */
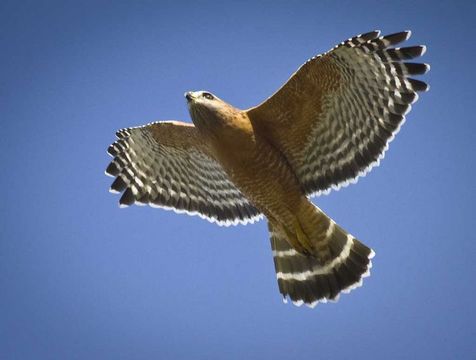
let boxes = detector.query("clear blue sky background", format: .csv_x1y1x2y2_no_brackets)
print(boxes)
1,0,475,359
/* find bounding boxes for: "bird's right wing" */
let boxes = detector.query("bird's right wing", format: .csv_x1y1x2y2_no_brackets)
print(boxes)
106,121,262,226
247,31,429,197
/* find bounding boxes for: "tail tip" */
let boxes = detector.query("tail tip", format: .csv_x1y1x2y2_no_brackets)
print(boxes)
281,242,375,308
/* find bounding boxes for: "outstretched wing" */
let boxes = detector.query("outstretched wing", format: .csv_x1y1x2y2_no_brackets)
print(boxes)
247,30,429,196
105,121,262,226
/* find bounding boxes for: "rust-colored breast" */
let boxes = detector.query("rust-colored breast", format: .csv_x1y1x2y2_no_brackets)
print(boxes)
209,111,305,222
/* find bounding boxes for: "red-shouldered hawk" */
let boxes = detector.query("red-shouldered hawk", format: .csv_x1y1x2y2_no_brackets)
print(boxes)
106,30,429,307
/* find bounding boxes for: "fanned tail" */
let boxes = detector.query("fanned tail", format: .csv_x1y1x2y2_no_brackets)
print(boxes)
269,206,374,307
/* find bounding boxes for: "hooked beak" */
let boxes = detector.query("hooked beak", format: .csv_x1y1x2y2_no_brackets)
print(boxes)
185,92,194,102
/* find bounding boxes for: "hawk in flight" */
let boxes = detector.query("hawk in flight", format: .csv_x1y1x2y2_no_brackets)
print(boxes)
106,30,429,307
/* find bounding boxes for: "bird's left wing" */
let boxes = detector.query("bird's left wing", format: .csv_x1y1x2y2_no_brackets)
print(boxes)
106,121,262,226
247,30,429,196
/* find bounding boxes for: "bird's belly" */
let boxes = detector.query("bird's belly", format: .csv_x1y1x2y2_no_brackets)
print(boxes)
218,139,304,223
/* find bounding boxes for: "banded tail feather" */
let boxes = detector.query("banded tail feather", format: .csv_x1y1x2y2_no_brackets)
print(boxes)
269,210,374,307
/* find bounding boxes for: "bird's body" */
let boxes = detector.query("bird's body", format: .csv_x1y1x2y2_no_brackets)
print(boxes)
193,105,299,229
106,30,429,307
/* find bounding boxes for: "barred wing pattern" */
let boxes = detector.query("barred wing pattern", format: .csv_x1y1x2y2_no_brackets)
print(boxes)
105,121,262,226
247,31,429,196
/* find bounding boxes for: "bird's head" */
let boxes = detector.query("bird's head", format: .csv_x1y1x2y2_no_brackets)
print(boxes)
185,90,239,133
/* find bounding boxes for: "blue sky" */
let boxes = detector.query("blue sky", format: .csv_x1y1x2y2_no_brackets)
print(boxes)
1,0,475,359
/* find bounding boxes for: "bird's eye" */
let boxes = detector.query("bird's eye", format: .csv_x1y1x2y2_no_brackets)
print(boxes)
203,92,214,100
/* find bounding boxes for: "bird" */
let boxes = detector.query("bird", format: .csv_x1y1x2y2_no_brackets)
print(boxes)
105,30,429,308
